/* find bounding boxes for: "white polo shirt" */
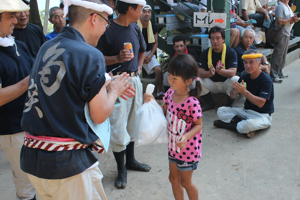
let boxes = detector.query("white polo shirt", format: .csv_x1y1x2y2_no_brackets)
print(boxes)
240,0,262,15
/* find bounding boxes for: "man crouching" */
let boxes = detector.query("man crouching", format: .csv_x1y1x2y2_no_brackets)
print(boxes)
213,49,274,138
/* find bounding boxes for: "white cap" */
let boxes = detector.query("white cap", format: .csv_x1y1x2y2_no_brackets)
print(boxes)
0,0,29,13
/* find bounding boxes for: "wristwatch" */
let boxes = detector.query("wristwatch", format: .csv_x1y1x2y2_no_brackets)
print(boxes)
263,61,269,65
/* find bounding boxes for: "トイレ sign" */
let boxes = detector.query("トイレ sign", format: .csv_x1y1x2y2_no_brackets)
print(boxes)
193,12,227,28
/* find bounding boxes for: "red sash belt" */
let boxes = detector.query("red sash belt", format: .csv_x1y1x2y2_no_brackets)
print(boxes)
24,133,104,154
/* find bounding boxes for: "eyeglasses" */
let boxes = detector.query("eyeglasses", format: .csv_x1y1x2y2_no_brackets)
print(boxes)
91,13,111,28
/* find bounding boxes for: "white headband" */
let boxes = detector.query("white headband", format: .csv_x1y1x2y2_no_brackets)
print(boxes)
63,0,113,18
142,5,152,10
118,0,146,6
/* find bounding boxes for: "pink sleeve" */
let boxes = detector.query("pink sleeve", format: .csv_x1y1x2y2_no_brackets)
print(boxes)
190,97,202,121
163,88,172,105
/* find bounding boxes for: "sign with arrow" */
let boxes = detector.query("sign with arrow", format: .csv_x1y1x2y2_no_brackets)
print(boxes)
193,12,227,28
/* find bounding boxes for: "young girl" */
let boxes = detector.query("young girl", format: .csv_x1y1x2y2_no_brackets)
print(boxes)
145,54,203,200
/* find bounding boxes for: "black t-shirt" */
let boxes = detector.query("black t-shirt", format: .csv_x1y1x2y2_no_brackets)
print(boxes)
199,45,237,82
97,20,146,73
12,23,46,59
239,72,274,114
187,47,199,62
142,21,158,51
0,41,33,135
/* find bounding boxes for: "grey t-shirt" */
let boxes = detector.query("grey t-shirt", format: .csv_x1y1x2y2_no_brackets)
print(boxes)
275,1,294,36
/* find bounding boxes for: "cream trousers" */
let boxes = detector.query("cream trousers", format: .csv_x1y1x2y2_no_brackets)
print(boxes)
0,131,36,200
200,76,240,96
27,165,107,200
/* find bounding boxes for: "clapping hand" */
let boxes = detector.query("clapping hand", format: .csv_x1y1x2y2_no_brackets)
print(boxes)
209,64,215,76
233,80,246,94
215,60,223,73
108,72,135,100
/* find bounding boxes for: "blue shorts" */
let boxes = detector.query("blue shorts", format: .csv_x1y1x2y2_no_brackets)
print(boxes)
168,155,199,171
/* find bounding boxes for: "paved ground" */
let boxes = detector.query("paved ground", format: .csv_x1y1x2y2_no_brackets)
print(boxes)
1,59,300,200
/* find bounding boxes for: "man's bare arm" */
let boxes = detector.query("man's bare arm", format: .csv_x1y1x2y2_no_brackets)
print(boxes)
0,76,29,106
233,80,266,108
138,51,146,75
242,9,250,21
198,67,215,78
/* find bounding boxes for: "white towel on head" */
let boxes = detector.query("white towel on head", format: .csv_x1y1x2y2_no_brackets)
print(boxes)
118,0,146,6
63,0,113,17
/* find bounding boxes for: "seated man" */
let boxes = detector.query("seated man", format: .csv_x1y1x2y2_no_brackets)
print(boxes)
235,29,270,76
163,35,199,87
240,0,274,48
45,7,66,40
138,5,163,98
230,0,256,46
198,26,239,111
12,7,46,59
172,35,199,61
214,49,274,138
230,0,255,33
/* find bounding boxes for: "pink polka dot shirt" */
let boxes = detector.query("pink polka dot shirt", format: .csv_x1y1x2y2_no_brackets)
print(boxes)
163,89,202,162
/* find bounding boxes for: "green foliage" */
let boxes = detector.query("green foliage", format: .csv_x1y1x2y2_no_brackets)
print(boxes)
39,9,53,34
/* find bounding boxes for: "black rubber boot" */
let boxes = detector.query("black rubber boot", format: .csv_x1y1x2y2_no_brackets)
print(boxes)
200,93,215,112
113,150,127,189
226,95,235,107
126,142,151,172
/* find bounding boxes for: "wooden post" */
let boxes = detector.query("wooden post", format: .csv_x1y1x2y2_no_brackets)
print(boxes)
43,0,50,35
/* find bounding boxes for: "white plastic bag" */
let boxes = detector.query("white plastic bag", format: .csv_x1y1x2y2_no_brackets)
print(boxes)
134,84,168,146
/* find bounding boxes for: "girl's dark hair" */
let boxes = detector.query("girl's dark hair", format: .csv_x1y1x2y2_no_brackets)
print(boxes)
117,1,138,14
168,54,202,98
